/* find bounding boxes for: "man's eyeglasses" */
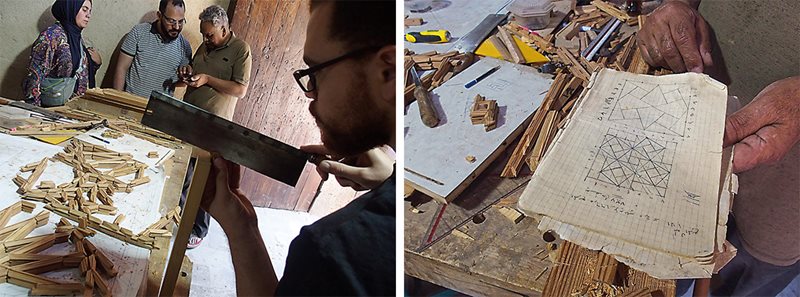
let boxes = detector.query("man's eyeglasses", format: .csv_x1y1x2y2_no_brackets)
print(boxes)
164,16,186,26
293,46,381,93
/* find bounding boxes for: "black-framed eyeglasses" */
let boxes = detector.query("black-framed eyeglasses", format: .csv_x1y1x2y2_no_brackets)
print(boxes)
164,16,186,26
293,46,381,93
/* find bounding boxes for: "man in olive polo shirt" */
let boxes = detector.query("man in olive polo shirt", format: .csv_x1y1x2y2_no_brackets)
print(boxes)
180,5,251,120
178,5,252,248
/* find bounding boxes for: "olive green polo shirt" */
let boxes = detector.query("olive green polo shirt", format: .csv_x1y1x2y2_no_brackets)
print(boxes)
184,33,252,120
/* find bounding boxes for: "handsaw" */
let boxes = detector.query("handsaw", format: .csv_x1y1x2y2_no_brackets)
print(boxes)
141,91,309,186
0,97,66,121
454,13,509,53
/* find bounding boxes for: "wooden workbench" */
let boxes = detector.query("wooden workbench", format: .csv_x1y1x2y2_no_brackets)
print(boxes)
404,139,676,296
405,139,550,296
65,98,195,296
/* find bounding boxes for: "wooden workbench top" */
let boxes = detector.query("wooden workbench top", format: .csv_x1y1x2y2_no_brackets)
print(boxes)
404,141,552,296
404,139,677,297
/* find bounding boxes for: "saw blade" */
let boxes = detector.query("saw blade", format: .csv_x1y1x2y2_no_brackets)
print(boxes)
141,91,309,186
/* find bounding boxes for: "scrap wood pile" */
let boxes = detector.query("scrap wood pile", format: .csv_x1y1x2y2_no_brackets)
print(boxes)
405,0,673,179
13,139,179,250
0,201,118,296
81,88,148,113
498,1,674,179
403,50,475,104
9,108,181,149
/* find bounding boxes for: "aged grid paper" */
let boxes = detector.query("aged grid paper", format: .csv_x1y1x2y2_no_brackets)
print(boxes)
518,69,728,278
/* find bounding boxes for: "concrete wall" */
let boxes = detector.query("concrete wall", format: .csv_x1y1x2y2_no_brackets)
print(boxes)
700,0,800,104
0,0,230,100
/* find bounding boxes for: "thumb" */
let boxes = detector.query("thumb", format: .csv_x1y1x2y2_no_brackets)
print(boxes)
723,107,764,148
319,160,363,181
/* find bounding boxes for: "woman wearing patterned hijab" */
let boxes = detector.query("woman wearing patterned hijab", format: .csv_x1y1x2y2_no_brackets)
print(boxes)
22,0,101,106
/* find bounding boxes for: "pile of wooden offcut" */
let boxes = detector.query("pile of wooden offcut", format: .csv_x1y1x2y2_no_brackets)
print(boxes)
13,139,157,249
9,120,105,137
498,0,673,178
0,201,119,296
82,89,148,113
486,25,530,64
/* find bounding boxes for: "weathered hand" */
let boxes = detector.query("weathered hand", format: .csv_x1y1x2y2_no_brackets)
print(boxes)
637,0,713,73
301,145,394,191
186,73,208,88
724,76,800,173
201,155,257,229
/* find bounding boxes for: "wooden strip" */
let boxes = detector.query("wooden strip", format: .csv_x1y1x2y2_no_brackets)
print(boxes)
0,203,22,230
526,111,558,172
10,257,63,275
504,23,556,53
113,214,126,225
93,246,118,277
496,206,525,224
557,48,591,82
18,158,48,194
592,0,631,22
7,267,59,288
10,234,55,255
4,220,36,242
93,269,110,296
500,72,568,177
488,35,513,62
497,26,525,64
160,151,211,296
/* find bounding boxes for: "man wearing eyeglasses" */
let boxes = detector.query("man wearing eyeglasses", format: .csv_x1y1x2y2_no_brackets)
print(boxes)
198,0,395,295
113,0,191,98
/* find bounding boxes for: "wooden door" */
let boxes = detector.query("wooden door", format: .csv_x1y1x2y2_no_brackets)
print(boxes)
229,0,321,211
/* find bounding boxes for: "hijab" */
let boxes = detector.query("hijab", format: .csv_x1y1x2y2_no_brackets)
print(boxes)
51,0,86,76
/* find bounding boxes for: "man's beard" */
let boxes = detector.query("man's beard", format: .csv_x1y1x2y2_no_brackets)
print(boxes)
161,22,181,41
314,73,391,157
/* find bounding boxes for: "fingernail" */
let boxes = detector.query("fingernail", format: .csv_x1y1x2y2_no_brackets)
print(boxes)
319,160,331,172
691,66,703,73
703,53,714,66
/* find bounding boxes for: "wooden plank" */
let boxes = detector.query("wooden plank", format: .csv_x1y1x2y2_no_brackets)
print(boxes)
405,143,550,295
159,150,210,296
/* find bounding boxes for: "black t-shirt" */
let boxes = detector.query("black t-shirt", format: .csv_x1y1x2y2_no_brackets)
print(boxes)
275,169,396,296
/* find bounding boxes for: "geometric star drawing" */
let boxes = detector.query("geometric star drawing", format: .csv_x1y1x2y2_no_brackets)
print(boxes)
608,80,691,137
586,129,677,198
